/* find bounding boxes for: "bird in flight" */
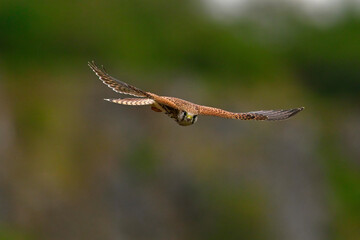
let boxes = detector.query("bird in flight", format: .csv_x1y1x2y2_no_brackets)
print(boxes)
89,61,304,126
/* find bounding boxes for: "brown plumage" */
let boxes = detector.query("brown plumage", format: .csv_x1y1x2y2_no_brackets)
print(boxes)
89,61,304,126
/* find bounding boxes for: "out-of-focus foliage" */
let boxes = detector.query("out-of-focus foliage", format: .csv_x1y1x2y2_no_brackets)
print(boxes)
290,16,360,98
0,0,359,240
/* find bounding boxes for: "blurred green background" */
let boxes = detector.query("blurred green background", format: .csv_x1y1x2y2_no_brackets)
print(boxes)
1,0,360,239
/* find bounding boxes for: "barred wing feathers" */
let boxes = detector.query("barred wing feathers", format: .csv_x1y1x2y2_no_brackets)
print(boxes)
88,61,150,98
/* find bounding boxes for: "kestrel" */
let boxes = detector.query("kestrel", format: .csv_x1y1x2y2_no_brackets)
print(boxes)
89,61,304,126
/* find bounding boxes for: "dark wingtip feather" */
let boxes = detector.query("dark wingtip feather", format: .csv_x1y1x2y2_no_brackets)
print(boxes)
266,107,304,121
291,107,304,116
288,107,305,118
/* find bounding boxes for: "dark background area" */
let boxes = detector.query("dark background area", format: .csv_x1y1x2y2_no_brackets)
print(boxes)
0,0,359,239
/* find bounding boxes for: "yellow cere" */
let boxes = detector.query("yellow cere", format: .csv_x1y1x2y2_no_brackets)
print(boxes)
187,115,192,120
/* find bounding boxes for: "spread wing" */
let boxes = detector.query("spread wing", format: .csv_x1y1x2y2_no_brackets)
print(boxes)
105,98,155,105
88,61,151,98
198,105,304,121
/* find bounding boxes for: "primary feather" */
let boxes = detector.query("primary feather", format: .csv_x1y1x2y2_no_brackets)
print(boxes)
88,61,149,98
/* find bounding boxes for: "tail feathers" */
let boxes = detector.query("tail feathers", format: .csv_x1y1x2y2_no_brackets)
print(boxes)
104,98,155,106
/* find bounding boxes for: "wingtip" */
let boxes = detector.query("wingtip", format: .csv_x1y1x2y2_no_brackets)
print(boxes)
287,107,305,119
88,60,96,69
104,98,112,102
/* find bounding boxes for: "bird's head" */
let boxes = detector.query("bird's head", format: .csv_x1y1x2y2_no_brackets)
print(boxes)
177,111,198,126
